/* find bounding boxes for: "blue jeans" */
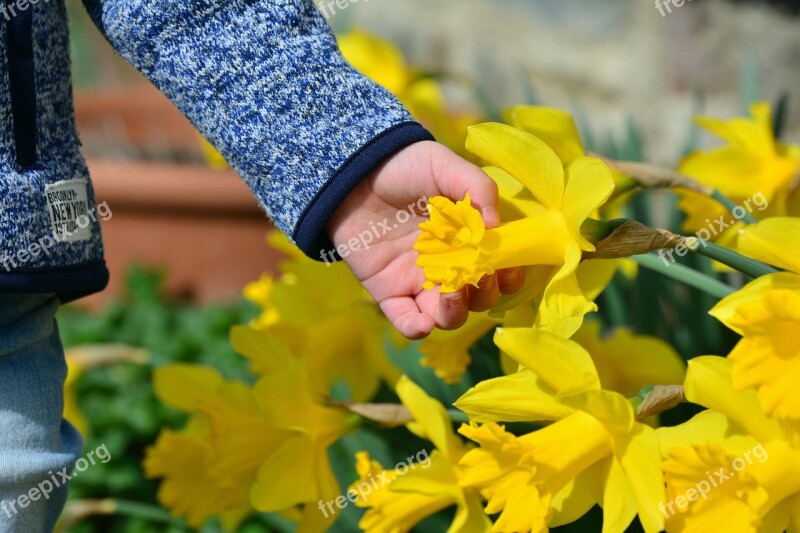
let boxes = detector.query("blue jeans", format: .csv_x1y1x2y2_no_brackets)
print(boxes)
0,294,82,532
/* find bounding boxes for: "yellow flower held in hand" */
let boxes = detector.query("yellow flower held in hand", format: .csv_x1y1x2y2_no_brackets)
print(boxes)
415,123,614,294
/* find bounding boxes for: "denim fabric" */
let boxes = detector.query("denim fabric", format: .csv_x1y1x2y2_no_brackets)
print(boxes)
0,294,81,532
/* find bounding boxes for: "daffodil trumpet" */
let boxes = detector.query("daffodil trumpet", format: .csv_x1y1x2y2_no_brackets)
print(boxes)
416,196,574,293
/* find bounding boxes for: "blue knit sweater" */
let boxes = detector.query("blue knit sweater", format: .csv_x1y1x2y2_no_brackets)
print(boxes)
0,0,431,301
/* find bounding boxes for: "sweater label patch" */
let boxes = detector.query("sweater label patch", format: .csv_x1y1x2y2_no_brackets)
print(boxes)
45,179,92,243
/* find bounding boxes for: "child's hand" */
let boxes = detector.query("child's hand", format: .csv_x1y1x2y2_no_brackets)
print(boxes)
327,141,524,339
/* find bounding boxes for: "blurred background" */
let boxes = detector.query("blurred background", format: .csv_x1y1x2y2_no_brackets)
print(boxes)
67,0,800,305
59,0,799,531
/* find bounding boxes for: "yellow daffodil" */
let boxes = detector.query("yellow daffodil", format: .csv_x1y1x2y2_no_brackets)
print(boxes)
657,356,800,532
737,216,800,274
455,327,665,533
705,217,800,419
504,106,638,281
352,376,491,533
337,29,412,98
677,102,800,230
420,312,499,384
207,332,355,527
145,365,264,528
337,29,481,160
685,102,800,203
146,330,357,532
709,272,800,420
244,233,400,402
144,420,251,530
415,123,615,336
572,321,686,398
502,105,585,165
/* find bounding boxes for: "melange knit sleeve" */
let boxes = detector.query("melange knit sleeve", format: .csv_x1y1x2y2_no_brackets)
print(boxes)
81,0,433,259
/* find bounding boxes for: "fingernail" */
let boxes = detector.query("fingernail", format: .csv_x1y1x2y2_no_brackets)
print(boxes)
445,291,464,308
481,206,499,228
500,270,518,285
477,275,495,288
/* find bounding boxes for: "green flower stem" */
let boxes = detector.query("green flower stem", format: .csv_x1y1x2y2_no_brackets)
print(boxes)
711,189,758,225
448,409,471,424
633,253,737,299
686,238,779,278
111,500,181,523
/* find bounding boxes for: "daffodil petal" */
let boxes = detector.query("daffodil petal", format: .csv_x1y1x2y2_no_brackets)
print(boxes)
550,477,596,527
615,423,666,533
153,364,223,412
466,122,565,210
494,327,601,394
684,356,781,443
575,259,619,302
484,165,545,220
738,217,800,274
250,435,317,511
296,457,341,533
396,376,463,461
710,272,800,335
562,156,615,244
559,389,634,434
681,145,771,198
390,452,459,499
449,488,493,533
787,495,800,533
586,456,638,533
656,410,754,458
503,105,585,164
229,325,294,376
572,321,686,399
454,370,573,423
535,265,597,339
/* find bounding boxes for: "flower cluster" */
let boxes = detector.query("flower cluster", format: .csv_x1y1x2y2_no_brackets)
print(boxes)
146,30,800,533
408,103,800,532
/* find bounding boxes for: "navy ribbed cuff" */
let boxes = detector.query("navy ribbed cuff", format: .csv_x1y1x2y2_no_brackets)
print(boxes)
293,121,434,260
0,261,109,303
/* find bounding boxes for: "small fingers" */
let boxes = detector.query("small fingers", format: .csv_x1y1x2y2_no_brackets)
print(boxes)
379,297,436,340
430,145,500,228
497,267,525,295
467,275,500,312
435,288,470,330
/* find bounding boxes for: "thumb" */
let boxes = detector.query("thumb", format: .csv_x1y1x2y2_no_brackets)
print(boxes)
430,144,500,228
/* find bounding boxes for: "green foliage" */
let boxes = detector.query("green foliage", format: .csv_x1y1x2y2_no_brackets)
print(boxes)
58,266,265,532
